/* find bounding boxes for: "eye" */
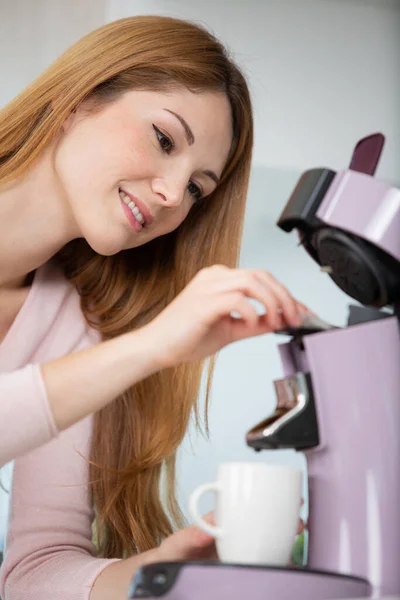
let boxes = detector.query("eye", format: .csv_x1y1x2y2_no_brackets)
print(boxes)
187,181,203,202
152,124,174,154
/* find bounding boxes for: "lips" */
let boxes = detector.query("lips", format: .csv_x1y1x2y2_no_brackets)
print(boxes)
119,188,154,226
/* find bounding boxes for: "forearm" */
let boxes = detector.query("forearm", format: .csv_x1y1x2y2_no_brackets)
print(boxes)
42,326,162,432
90,549,159,600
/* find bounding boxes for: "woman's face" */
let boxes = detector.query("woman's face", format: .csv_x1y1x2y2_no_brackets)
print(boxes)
54,87,233,255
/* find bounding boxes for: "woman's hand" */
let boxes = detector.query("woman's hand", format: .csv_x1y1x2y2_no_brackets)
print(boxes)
157,513,218,562
89,515,217,600
156,511,306,564
145,265,308,368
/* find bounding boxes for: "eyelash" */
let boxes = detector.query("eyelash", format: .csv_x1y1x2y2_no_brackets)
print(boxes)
152,124,203,202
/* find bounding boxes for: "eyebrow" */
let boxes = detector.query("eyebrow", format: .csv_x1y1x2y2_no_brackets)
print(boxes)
163,108,220,186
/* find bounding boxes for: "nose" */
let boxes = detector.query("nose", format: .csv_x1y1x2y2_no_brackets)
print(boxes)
152,172,187,208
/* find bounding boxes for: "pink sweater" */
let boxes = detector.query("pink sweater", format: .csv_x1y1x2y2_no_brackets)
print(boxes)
0,262,120,600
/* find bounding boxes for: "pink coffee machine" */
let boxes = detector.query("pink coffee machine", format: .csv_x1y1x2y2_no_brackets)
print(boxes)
128,134,400,599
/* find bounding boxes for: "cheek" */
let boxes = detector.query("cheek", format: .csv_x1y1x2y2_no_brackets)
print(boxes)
122,132,157,177
55,133,107,195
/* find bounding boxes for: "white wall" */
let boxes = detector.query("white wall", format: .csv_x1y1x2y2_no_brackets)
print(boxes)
0,0,107,108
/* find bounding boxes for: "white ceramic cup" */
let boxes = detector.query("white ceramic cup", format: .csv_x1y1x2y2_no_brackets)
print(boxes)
189,462,302,566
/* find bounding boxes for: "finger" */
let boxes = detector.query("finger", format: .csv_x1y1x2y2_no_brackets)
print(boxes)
204,293,272,342
254,270,301,326
194,269,295,333
226,293,260,329
203,511,215,526
197,267,301,327
195,264,231,283
190,525,216,547
228,313,273,342
253,271,302,327
215,271,285,331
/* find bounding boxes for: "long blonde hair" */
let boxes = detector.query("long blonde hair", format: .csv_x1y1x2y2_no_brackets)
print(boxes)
0,16,253,557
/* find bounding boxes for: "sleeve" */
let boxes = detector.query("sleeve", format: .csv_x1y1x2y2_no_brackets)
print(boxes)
0,414,120,600
0,364,59,468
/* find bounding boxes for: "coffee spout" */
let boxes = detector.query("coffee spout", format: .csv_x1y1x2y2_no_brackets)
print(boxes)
246,372,319,451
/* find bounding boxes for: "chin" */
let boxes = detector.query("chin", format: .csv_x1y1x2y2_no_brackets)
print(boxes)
87,244,121,257
83,231,127,257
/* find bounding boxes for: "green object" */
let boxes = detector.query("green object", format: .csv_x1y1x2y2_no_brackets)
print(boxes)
291,532,305,566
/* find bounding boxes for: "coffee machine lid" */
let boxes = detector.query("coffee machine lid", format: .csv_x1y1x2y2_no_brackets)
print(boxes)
277,133,400,308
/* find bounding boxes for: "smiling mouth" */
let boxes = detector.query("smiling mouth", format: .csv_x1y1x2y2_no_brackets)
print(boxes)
119,189,146,226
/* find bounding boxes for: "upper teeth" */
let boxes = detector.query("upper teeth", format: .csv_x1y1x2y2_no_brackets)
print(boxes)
119,190,145,224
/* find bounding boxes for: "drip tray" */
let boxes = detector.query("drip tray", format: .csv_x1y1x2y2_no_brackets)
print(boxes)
129,561,371,599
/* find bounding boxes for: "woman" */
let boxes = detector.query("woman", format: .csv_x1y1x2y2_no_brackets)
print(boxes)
0,15,307,600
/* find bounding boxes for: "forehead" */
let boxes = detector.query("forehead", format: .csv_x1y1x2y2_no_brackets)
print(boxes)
122,87,233,171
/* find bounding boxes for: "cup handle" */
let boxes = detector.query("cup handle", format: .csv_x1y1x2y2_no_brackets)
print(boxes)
189,482,223,538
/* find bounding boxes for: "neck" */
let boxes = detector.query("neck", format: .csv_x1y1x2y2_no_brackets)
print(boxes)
0,144,79,288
